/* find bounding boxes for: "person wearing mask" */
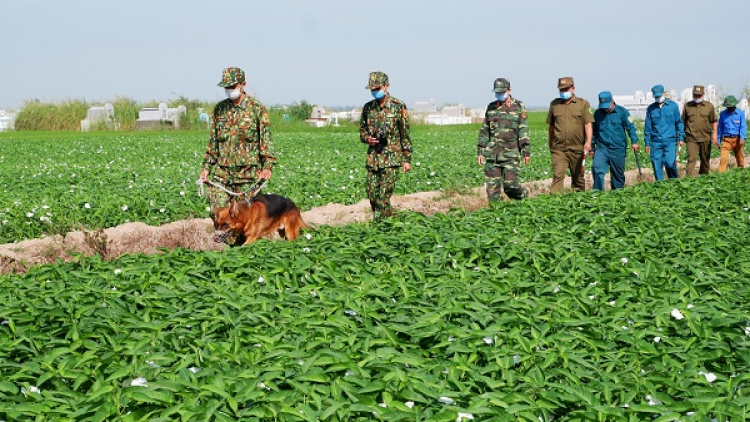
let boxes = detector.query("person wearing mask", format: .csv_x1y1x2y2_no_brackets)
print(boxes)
359,71,412,222
477,78,530,201
644,84,684,181
591,91,639,190
199,67,276,244
716,95,747,172
681,85,717,176
546,77,594,193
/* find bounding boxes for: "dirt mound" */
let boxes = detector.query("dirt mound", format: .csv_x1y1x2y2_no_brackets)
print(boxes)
1,156,744,275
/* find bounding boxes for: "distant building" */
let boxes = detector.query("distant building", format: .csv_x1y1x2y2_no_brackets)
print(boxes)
81,103,116,131
0,110,16,132
422,104,472,125
135,103,186,130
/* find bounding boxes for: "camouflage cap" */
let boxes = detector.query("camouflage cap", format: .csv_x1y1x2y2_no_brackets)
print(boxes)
692,85,705,95
493,78,511,93
723,95,739,107
557,77,574,89
217,67,245,88
365,71,389,90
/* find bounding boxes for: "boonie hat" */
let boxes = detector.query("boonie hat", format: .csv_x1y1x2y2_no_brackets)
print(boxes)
693,85,705,96
218,67,245,88
366,72,389,90
723,95,739,107
651,84,665,97
557,77,574,89
598,91,613,109
493,78,511,93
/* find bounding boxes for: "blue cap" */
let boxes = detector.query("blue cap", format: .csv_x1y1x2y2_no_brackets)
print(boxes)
598,91,613,109
651,84,665,97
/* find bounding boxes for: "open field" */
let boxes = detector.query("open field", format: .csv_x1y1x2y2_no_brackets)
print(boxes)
2,170,750,421
1,116,748,421
1,112,716,244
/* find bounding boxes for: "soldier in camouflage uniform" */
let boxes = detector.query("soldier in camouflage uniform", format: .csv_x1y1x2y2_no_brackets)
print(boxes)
477,78,530,201
359,71,412,222
199,67,277,243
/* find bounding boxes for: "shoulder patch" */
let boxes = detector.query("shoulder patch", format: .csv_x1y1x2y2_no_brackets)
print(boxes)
628,116,634,123
520,111,527,119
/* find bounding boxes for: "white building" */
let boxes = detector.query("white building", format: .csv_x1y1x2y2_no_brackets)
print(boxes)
423,104,472,125
81,103,116,131
135,103,186,129
0,110,16,132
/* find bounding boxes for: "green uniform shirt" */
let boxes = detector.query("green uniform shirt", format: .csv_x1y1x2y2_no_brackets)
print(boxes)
359,95,413,169
546,95,594,151
203,96,276,182
681,101,717,142
477,97,530,160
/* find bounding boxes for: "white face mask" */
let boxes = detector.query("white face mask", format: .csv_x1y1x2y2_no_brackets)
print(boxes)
225,87,241,100
656,96,665,104
694,97,703,103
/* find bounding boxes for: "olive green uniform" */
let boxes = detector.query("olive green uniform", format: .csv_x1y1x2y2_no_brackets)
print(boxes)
546,95,594,192
681,100,717,176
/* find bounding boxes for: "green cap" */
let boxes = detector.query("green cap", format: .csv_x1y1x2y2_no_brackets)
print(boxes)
218,67,245,88
723,95,739,107
692,85,705,96
493,78,510,93
365,71,389,90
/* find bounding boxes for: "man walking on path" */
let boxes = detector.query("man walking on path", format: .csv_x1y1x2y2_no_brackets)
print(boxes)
477,78,530,201
591,91,639,190
644,84,684,181
681,85,717,176
546,77,593,193
716,95,747,172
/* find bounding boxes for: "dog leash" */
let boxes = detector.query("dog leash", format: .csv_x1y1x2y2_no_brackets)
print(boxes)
195,178,267,199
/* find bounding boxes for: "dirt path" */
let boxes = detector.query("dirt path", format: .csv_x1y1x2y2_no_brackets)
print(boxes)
1,157,745,274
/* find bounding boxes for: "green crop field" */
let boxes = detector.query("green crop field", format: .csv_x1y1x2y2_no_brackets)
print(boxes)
1,117,747,421
0,112,695,244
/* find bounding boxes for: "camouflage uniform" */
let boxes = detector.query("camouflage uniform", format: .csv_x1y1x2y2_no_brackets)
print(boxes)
359,72,413,222
477,78,530,201
203,67,277,215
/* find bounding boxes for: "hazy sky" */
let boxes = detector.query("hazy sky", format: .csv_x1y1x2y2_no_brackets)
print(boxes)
2,0,749,111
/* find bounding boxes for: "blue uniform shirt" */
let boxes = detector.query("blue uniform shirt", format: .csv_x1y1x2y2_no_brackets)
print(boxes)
592,104,639,152
644,100,684,146
717,108,747,143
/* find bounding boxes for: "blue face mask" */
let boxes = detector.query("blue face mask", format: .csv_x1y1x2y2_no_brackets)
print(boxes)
560,91,572,100
495,92,508,101
371,90,385,100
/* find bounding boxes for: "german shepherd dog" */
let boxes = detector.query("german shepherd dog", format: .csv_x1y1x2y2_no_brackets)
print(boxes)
212,194,308,246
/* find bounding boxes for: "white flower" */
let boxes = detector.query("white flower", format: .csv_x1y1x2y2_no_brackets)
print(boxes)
448,336,456,342
121,205,128,211
129,377,148,387
344,310,357,316
84,203,91,209
513,355,521,365
146,360,159,368
378,403,387,408
438,396,455,405
456,412,474,421
304,233,312,240
26,212,33,218
302,247,311,253
344,370,355,377
179,191,185,196
483,337,493,345
588,295,595,300
654,336,661,343
609,300,616,306
159,208,165,213
671,309,684,320
699,371,717,383
429,172,436,176
114,269,122,275
744,327,750,337
310,290,318,297
687,304,694,309
405,401,415,409
257,276,265,284
646,395,661,406
21,386,41,396
553,286,561,293
258,382,271,391
189,366,201,373
621,257,628,264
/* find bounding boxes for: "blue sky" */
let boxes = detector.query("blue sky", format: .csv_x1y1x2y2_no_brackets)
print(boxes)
2,0,748,111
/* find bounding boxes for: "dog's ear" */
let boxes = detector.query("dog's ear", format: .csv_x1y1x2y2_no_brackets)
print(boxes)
229,201,239,219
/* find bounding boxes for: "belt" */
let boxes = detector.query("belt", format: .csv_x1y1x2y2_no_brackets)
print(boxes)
724,135,739,139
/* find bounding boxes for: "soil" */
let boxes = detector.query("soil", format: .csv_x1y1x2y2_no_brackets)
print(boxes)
1,156,745,275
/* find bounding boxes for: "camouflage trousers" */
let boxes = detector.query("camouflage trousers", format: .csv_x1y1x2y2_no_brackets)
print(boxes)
366,167,399,222
205,179,259,246
485,158,528,201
